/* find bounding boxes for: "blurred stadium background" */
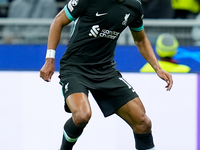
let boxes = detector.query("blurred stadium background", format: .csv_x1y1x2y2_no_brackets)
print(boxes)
0,18,199,45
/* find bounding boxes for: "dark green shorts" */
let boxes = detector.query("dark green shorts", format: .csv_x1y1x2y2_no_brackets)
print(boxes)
59,74,138,117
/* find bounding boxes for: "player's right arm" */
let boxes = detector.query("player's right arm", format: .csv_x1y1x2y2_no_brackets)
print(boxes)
40,9,71,82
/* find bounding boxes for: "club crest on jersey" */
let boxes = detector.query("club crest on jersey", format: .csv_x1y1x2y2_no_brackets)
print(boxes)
68,0,79,12
122,13,130,26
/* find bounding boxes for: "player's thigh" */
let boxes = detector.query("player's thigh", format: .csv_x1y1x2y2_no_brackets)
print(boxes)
116,97,148,129
66,92,91,115
66,93,92,127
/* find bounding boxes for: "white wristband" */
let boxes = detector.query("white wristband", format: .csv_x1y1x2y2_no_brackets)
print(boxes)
46,49,56,58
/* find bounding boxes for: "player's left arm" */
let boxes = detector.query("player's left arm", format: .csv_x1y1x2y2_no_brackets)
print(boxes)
130,28,173,91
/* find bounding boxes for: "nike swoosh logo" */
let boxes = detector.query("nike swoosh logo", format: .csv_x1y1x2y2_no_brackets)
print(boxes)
96,12,107,17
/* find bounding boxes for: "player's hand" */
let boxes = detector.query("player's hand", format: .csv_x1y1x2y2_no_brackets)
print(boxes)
156,69,173,91
40,58,55,82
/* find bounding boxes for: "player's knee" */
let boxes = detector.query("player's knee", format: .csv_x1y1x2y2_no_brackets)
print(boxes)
135,116,152,134
143,118,152,132
73,110,92,127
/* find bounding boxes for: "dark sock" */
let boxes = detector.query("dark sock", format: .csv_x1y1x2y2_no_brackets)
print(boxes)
60,117,84,150
134,131,155,150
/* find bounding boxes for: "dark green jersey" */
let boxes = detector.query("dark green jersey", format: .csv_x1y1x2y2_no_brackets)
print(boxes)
59,0,144,80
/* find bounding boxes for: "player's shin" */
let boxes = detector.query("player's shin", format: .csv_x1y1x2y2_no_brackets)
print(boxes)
60,117,84,150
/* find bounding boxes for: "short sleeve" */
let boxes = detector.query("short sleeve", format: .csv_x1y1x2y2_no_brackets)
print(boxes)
129,0,144,32
129,18,144,32
64,0,88,21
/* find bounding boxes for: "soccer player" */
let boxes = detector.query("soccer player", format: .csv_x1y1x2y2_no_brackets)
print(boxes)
40,0,173,149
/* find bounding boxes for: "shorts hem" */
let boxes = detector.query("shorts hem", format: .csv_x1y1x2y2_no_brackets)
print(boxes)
103,94,139,117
